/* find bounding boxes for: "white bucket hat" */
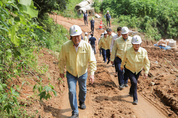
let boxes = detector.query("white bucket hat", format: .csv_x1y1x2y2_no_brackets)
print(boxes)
121,27,129,34
132,35,142,44
69,25,82,36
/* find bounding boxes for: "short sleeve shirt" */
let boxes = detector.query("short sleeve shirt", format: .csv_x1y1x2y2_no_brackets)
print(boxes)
89,37,96,45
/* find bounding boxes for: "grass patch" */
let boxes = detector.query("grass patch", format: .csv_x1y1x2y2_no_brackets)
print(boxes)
57,0,83,19
35,14,69,52
100,0,178,40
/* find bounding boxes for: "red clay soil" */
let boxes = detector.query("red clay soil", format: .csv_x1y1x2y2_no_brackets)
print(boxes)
11,14,178,118
137,46,178,117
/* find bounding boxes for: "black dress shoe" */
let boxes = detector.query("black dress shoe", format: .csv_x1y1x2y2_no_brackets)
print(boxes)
107,60,110,64
70,114,79,118
79,101,86,109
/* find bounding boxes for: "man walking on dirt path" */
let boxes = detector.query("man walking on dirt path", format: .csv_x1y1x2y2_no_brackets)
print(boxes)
84,32,88,42
90,17,95,34
98,33,104,56
98,31,109,63
120,35,150,105
105,10,111,27
83,11,88,26
106,28,115,64
59,25,97,118
89,34,97,54
111,27,132,90
110,27,122,77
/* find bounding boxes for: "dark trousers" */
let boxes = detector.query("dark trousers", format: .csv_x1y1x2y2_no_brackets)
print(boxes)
101,48,106,62
91,25,94,33
101,49,110,62
106,19,110,27
99,48,102,56
91,45,96,54
84,19,88,25
106,49,110,62
115,57,128,86
125,68,141,101
114,58,118,72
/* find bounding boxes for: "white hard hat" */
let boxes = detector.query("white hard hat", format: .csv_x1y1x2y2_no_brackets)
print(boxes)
85,32,88,34
92,17,94,20
69,25,82,36
121,27,129,34
132,35,142,44
107,10,109,12
104,30,107,34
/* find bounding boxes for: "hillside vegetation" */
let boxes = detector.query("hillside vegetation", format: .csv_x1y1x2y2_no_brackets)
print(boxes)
98,0,178,40
58,0,83,18
0,0,68,117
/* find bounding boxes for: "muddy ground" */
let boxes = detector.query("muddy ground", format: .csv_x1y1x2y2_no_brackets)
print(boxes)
12,14,178,118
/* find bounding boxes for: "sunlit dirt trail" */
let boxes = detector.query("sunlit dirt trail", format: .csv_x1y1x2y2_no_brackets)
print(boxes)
49,14,168,118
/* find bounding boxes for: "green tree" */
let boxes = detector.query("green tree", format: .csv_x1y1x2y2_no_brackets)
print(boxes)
33,0,68,18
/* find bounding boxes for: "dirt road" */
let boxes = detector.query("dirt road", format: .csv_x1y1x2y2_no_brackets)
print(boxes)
18,14,178,118
48,14,170,118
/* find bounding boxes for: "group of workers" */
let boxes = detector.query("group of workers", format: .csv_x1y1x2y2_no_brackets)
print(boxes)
83,11,95,34
98,27,150,103
83,10,111,35
59,15,150,118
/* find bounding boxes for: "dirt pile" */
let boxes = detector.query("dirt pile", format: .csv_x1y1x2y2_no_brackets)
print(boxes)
137,46,178,117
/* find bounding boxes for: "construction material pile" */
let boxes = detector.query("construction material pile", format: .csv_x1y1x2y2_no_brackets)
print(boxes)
75,0,94,15
154,39,177,50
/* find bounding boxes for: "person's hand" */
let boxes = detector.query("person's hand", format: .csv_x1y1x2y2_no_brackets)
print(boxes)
90,75,94,84
60,73,64,79
111,61,114,65
144,73,148,79
120,67,124,71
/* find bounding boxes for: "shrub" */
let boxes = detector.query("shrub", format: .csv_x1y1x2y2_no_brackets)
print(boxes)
93,0,101,13
36,14,69,52
100,0,178,40
58,0,83,19
0,0,69,116
33,0,68,18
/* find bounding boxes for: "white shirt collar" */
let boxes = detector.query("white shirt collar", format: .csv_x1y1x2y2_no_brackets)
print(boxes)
74,40,83,52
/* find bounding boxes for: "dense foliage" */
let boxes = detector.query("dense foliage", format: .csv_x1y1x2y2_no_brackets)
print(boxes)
33,0,68,18
100,0,178,40
93,0,102,13
58,0,83,18
0,0,68,117
36,15,69,52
